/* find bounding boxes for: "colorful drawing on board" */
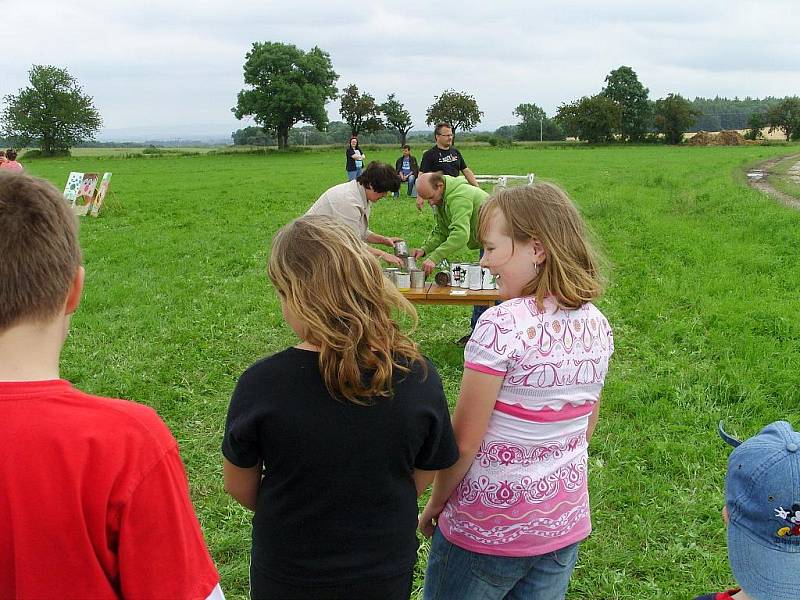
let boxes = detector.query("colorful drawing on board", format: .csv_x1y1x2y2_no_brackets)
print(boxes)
90,173,112,217
74,173,99,216
63,172,84,204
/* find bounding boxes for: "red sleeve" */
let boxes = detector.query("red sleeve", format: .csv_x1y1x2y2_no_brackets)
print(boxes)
117,446,219,599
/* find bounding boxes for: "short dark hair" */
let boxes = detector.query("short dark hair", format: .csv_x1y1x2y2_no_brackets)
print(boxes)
357,161,401,193
0,172,81,331
402,144,411,151
434,123,453,136
6,149,17,161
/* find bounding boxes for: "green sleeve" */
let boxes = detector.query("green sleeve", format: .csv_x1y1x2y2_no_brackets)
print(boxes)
421,218,448,258
425,201,472,265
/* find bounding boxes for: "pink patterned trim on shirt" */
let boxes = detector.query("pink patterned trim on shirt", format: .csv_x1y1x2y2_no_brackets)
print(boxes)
493,399,595,423
464,361,506,377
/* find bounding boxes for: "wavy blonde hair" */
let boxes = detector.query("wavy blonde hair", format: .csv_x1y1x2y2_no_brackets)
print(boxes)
268,215,425,405
478,182,605,310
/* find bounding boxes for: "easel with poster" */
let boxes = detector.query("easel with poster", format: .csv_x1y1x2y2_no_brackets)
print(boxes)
63,172,113,217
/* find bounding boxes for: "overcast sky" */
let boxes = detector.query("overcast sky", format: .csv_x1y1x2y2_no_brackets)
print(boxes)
2,0,799,139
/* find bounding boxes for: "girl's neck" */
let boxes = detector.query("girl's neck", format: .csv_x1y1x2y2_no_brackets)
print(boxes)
295,340,320,352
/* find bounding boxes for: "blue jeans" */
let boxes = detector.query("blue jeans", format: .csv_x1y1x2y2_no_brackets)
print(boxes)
347,168,361,181
423,528,579,600
394,173,416,197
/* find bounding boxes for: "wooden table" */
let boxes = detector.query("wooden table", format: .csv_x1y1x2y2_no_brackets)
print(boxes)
401,283,500,306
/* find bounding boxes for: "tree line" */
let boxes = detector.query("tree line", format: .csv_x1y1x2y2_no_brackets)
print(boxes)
2,48,799,155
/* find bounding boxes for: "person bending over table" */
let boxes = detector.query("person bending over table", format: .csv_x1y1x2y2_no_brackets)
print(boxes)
411,172,489,343
306,161,404,267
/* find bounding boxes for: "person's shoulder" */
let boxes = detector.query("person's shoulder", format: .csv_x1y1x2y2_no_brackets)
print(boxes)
238,347,313,387
67,386,177,450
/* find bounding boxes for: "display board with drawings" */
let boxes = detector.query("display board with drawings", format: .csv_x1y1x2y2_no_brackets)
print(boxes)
63,172,112,217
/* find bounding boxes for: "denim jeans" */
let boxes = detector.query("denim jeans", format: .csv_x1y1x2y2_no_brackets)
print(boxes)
394,173,417,197
423,528,579,600
347,168,361,181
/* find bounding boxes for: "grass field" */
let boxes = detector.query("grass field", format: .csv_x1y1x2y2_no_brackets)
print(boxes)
22,143,800,599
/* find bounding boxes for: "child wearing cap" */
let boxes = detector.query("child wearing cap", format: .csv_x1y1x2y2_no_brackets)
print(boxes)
0,172,223,599
694,420,800,600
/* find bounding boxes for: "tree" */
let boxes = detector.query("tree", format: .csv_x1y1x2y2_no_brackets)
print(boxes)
601,66,651,141
380,93,413,145
231,126,275,146
339,84,384,136
425,90,483,141
512,103,564,141
744,112,765,141
555,95,620,143
653,94,701,144
232,42,338,150
766,98,800,141
1,65,102,155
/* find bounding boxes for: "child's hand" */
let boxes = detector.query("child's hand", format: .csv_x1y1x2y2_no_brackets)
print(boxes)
418,500,444,538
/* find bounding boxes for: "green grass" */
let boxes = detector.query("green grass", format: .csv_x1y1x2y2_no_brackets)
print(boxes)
22,143,800,599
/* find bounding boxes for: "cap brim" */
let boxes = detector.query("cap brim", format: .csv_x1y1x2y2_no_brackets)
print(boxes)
728,522,800,600
718,421,742,448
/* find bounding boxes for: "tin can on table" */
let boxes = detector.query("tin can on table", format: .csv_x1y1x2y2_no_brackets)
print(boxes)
384,267,399,286
468,263,482,290
482,267,495,290
410,269,425,288
434,271,450,286
396,271,411,291
393,240,408,257
405,256,417,271
460,265,471,289
450,263,462,287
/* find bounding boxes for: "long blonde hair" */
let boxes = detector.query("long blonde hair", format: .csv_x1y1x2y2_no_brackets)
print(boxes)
268,215,424,404
478,182,605,310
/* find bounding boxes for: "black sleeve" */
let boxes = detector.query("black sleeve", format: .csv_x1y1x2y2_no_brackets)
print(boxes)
395,157,403,172
411,157,419,177
419,149,436,173
457,149,468,171
414,359,459,471
222,369,263,468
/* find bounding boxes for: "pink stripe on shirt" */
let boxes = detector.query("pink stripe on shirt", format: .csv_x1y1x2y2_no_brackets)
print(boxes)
464,361,505,377
494,399,595,423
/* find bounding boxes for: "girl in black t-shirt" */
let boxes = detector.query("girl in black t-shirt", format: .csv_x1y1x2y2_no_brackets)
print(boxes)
222,215,458,600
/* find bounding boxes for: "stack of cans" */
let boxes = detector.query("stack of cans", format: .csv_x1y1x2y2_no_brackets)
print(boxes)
446,262,495,290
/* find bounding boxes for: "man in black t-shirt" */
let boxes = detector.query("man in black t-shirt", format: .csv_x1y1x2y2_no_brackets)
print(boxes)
419,122,479,186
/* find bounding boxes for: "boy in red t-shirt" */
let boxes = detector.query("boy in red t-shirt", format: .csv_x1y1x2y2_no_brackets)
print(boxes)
0,172,223,599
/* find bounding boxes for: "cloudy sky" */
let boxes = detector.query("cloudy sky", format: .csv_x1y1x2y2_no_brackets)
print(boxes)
2,0,798,139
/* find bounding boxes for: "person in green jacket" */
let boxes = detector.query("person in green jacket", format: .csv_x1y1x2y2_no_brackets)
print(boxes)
411,172,490,343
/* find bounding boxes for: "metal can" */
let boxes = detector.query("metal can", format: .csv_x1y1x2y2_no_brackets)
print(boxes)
468,263,482,290
405,256,417,271
450,262,462,287
393,240,408,257
434,271,450,286
460,265,470,288
384,267,399,286
410,269,425,288
396,271,411,291
482,267,495,290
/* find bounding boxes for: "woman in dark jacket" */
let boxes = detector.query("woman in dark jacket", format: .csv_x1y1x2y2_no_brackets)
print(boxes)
345,137,365,181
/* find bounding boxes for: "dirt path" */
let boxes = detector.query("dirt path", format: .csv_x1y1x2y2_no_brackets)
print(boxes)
745,154,800,210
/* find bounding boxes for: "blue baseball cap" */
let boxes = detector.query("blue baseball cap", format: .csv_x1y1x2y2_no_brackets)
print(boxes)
719,420,800,600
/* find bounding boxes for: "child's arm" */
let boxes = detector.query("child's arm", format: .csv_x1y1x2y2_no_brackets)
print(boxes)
223,458,262,511
586,397,601,443
418,368,503,537
413,469,437,497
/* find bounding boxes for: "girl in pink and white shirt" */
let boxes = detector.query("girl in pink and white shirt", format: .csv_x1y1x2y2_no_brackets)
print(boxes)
420,182,614,600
